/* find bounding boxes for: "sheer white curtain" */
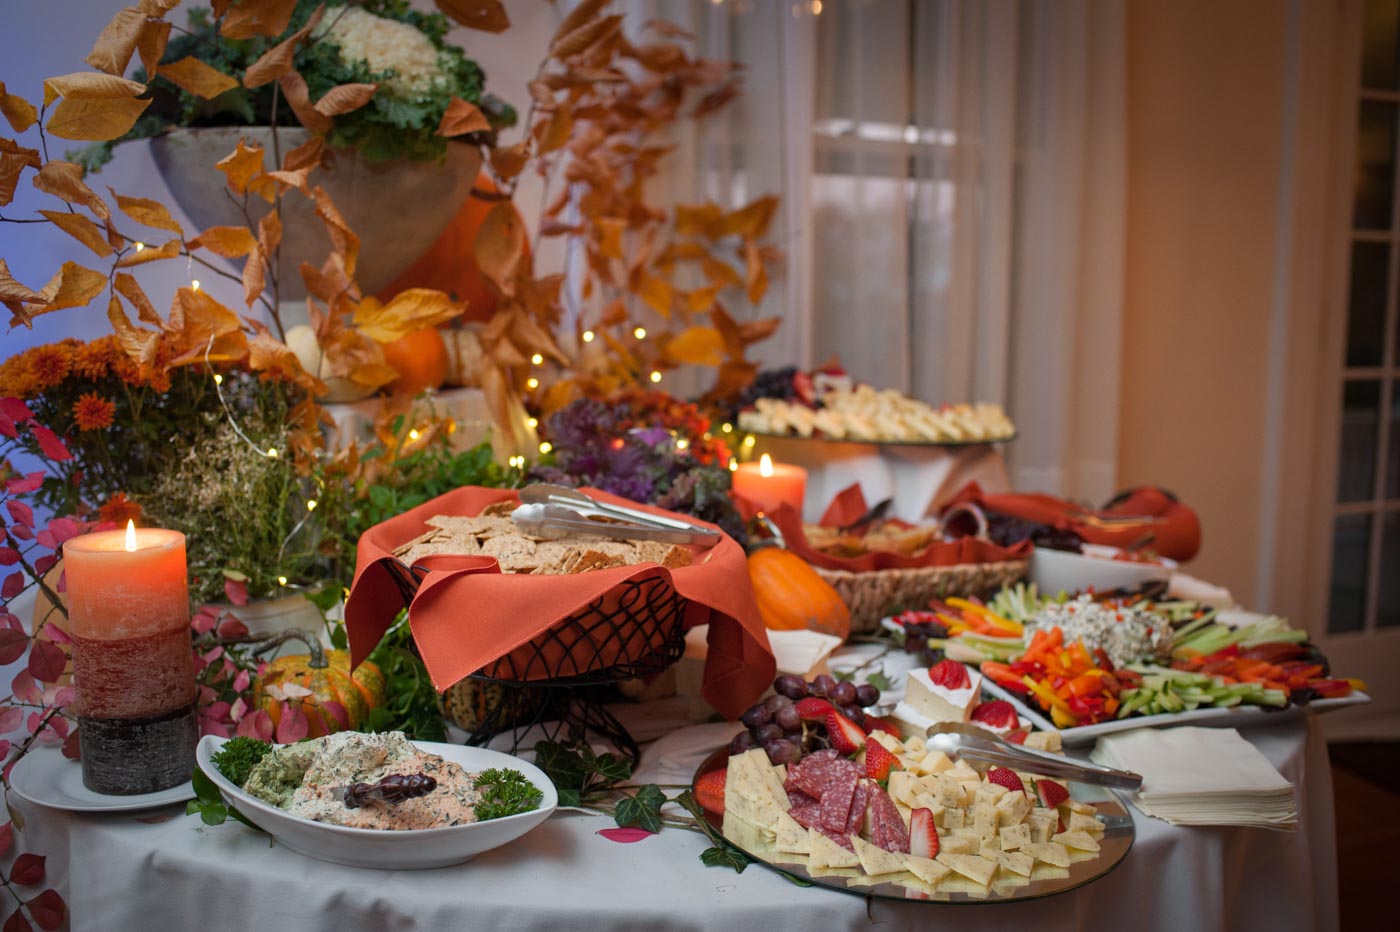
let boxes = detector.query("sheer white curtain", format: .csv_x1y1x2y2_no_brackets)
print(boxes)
627,0,1126,501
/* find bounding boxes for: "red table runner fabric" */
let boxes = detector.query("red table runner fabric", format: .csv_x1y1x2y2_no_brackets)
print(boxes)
344,486,774,720
768,483,1031,571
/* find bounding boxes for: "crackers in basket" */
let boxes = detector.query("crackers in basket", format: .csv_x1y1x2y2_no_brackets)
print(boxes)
394,507,692,575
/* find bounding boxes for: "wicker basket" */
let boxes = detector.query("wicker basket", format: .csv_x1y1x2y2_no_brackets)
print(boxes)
813,559,1028,633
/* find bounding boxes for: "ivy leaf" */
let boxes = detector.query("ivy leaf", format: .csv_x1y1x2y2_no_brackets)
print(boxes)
700,845,750,873
532,741,586,791
556,788,582,808
613,784,664,834
866,671,892,692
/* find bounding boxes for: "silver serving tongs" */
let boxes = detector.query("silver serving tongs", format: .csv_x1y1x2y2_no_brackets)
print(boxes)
926,723,1143,791
513,483,721,546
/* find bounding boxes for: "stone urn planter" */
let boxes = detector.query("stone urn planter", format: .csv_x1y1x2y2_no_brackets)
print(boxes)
148,127,482,307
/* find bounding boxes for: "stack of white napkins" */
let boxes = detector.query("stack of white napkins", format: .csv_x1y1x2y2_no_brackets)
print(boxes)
1090,726,1296,830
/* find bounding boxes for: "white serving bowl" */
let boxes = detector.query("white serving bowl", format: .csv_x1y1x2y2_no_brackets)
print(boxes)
1029,544,1175,597
196,735,557,870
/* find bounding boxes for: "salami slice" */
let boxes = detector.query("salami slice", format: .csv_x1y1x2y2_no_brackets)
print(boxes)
787,800,822,829
785,754,859,799
845,779,871,837
819,770,860,834
865,782,910,853
786,789,819,809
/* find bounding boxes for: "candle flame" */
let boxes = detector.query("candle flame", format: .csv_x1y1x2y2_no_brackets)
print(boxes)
124,519,137,552
759,453,774,478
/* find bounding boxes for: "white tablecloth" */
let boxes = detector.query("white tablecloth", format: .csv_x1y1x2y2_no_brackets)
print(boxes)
17,703,1338,932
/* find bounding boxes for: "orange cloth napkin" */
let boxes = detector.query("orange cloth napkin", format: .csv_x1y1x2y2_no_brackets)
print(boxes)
772,483,1030,572
344,486,774,721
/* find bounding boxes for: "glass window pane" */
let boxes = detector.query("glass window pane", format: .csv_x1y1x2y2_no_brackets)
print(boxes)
1348,241,1389,367
1363,0,1400,89
1338,380,1381,502
1354,102,1398,229
1380,512,1400,627
1329,513,1373,634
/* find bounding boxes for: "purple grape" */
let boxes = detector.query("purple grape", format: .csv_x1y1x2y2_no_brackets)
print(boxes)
755,723,783,742
775,706,801,731
764,694,792,713
729,731,757,754
840,704,865,726
740,705,771,729
774,675,809,699
830,681,856,705
764,739,801,766
812,674,836,696
855,684,880,707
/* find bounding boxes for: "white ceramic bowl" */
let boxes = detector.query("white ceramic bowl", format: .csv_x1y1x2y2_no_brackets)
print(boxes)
196,735,557,870
1029,544,1175,596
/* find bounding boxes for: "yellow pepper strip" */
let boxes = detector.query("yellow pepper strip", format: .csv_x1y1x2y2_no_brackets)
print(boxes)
1083,668,1111,679
1348,678,1369,690
1051,705,1080,728
1022,675,1073,714
936,612,970,634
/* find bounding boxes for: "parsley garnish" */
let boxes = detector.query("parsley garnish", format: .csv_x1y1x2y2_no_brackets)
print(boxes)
210,736,273,787
474,768,544,821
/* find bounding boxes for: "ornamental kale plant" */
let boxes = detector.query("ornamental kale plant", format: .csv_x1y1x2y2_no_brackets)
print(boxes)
71,0,516,172
529,397,746,543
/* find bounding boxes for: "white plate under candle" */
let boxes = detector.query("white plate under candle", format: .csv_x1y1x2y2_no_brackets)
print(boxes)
8,744,194,812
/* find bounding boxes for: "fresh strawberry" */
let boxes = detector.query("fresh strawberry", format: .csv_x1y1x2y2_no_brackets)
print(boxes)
866,716,902,738
795,697,834,720
928,659,971,690
695,768,726,816
1034,779,1070,809
985,766,1025,794
864,740,901,782
909,807,939,859
823,708,866,754
1004,728,1030,745
970,700,1020,731
792,371,816,405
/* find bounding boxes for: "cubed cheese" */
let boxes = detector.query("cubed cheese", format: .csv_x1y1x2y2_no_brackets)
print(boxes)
974,782,1009,807
1023,731,1062,753
941,807,966,831
936,773,967,808
998,823,1032,851
940,834,978,855
996,791,1031,826
916,750,953,776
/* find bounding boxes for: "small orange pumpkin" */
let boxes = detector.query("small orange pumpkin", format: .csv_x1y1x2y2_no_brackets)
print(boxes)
747,547,851,641
380,327,450,396
257,649,387,738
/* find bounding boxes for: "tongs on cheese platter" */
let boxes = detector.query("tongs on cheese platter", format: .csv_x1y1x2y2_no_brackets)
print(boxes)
512,483,721,547
926,723,1143,791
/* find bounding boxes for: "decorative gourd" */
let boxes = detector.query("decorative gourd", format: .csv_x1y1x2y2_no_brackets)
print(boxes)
373,175,529,325
257,646,387,738
747,547,851,641
441,325,484,387
380,327,450,396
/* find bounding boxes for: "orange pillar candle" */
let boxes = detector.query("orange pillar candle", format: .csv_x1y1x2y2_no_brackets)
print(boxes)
64,521,196,795
732,453,808,516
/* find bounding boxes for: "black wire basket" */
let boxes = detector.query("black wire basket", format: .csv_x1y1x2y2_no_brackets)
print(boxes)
385,559,690,764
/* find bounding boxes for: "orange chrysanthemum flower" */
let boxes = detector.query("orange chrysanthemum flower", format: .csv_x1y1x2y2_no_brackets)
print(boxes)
97,492,142,527
27,344,73,390
72,392,116,431
71,338,116,381
0,356,36,399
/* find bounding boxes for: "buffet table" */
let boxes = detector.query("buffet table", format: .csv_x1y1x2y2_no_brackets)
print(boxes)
17,705,1338,932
